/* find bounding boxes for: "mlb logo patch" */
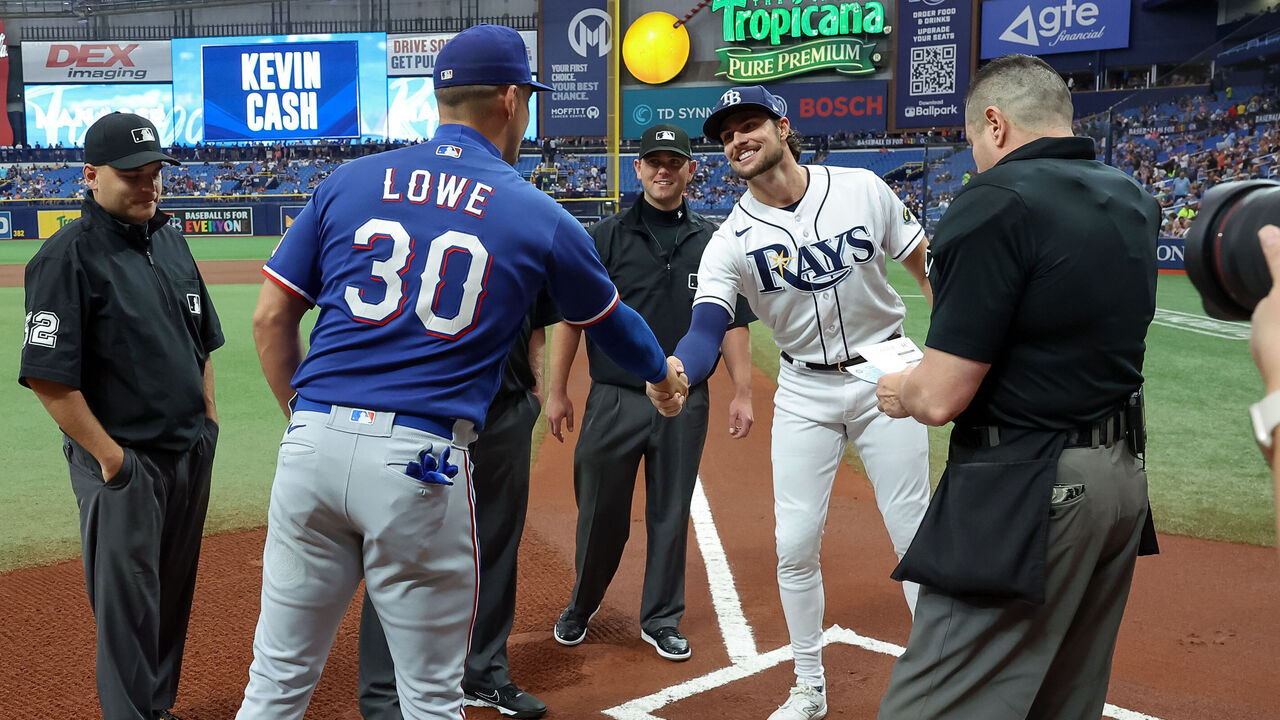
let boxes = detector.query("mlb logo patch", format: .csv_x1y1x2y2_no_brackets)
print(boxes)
436,144,463,158
439,69,453,81
185,293,201,315
131,127,156,143
657,130,676,141
688,273,698,290
350,409,376,424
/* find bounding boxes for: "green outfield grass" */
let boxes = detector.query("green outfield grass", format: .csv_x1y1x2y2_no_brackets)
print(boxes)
0,254,1274,572
0,236,280,266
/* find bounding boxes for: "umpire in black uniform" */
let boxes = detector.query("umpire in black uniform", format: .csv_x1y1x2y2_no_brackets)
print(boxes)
545,124,755,660
20,112,222,720
357,295,560,720
874,55,1160,719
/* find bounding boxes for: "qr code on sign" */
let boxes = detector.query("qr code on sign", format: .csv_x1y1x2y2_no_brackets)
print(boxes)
910,45,956,96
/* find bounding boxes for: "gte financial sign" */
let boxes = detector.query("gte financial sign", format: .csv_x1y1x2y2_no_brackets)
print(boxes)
981,0,1131,58
23,41,173,83
712,0,890,82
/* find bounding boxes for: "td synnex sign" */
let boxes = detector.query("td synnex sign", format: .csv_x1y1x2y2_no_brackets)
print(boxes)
981,0,1131,58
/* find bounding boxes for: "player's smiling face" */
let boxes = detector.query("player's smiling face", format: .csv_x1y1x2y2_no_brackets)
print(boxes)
719,110,786,181
635,150,695,211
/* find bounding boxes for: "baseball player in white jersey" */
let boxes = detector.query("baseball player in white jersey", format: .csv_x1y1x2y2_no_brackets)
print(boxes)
651,86,932,720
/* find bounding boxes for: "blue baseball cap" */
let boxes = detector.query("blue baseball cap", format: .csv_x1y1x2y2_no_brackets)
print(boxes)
435,24,552,92
703,85,787,141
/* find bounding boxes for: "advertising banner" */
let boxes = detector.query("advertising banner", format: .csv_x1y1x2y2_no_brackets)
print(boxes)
280,204,307,233
387,31,537,77
22,40,173,83
38,209,81,239
24,83,185,147
981,0,1130,59
386,76,538,142
1157,235,1185,272
895,0,971,129
167,207,253,236
543,1,610,136
201,42,360,141
624,80,886,140
0,22,12,145
0,211,12,240
171,33,388,144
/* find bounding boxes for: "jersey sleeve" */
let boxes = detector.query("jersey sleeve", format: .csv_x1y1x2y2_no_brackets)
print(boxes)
530,286,562,329
545,213,621,326
19,253,84,389
874,174,926,262
692,228,744,320
263,197,322,304
925,185,1030,364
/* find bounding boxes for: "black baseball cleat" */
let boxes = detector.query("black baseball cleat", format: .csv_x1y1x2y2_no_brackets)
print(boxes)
464,683,548,718
642,626,691,661
553,606,599,646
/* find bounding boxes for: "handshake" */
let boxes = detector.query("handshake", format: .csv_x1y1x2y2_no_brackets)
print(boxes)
646,356,690,417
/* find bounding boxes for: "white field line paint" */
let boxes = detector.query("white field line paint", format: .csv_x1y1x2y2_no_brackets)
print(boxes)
689,477,757,662
1151,307,1251,340
608,486,1171,720
900,293,925,298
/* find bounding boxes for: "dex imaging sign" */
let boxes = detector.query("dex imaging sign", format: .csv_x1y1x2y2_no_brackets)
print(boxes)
981,0,1130,58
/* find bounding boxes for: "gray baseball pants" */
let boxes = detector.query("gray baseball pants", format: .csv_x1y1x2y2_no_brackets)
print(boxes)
236,406,477,720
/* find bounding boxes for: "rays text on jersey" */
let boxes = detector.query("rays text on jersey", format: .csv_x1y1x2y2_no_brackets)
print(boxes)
381,168,494,218
746,226,875,293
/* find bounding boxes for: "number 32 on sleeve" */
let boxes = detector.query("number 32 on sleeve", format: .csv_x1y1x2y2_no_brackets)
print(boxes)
344,218,491,339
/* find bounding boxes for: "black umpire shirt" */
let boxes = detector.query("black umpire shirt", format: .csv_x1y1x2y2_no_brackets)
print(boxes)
925,136,1159,429
20,193,224,452
584,197,755,390
493,289,561,401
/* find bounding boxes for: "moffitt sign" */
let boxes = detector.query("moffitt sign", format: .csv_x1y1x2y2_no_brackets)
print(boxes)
22,41,173,83
711,0,891,83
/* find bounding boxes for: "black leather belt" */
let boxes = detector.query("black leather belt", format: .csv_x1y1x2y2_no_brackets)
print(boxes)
781,332,902,373
954,411,1127,450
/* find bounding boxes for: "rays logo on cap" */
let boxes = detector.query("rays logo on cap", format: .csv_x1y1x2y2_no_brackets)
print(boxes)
131,127,156,143
657,130,676,141
720,89,742,106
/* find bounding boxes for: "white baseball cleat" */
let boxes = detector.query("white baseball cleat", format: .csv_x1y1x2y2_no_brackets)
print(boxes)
766,684,827,720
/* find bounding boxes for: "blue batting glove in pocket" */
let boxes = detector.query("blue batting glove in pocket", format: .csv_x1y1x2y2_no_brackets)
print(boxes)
405,444,460,486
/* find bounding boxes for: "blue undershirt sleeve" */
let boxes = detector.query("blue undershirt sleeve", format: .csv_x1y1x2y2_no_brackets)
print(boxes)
673,303,731,386
581,300,669,384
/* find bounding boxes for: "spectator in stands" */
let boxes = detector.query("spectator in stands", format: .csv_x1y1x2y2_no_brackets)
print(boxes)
1172,171,1191,201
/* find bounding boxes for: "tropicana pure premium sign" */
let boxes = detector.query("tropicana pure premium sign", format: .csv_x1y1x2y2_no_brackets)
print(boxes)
711,0,891,82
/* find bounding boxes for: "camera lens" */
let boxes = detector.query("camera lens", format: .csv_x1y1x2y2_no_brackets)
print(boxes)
1185,179,1280,321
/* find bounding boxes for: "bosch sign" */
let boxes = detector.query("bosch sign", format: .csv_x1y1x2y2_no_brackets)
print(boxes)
23,41,173,83
797,93,884,119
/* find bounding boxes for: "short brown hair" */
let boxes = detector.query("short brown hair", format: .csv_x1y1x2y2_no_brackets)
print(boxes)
785,126,803,161
965,54,1073,132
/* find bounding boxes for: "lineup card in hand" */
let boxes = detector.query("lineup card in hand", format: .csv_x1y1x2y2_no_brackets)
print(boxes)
849,336,924,383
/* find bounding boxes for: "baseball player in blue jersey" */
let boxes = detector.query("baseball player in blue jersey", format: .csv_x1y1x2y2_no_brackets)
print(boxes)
237,25,686,720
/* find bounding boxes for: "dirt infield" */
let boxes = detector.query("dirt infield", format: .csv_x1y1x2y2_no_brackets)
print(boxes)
0,260,265,287
2,263,1278,718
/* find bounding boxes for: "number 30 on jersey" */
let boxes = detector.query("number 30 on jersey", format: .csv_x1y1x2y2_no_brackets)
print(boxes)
344,218,490,339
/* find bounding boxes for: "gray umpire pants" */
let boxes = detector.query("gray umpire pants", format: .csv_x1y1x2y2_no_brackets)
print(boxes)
565,382,709,634
359,389,542,718
65,420,217,720
878,439,1150,720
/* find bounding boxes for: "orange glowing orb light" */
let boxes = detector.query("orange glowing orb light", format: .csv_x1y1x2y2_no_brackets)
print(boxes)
622,11,691,85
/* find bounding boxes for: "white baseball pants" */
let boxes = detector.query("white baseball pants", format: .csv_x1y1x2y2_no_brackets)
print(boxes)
771,359,930,688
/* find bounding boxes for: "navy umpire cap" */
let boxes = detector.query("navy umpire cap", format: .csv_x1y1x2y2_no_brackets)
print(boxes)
703,85,787,141
84,112,180,169
435,24,552,91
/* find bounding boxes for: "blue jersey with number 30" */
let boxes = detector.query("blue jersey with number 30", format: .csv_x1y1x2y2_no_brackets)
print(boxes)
264,125,622,428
